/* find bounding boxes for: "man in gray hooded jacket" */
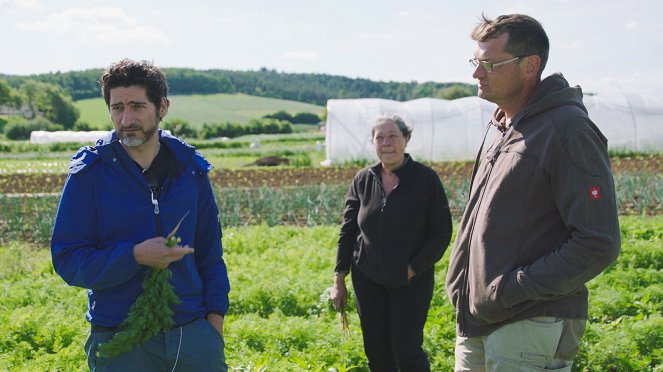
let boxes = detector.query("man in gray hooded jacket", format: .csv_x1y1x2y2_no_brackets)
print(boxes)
445,14,620,372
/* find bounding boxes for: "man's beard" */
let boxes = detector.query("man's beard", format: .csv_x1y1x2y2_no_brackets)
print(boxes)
120,121,158,147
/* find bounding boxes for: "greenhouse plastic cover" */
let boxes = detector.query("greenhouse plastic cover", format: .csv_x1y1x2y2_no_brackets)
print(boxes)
324,93,663,164
29,130,172,144
30,130,112,144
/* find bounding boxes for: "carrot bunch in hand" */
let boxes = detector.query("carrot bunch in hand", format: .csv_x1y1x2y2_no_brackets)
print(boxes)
98,212,189,358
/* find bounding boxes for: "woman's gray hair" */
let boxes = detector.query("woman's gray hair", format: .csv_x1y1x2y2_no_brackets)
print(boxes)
371,113,413,141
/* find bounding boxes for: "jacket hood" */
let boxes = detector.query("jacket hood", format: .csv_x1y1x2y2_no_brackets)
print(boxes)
525,73,587,117
68,129,212,174
492,73,607,146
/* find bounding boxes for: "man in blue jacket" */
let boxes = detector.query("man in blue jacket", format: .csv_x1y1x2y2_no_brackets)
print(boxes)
51,58,230,371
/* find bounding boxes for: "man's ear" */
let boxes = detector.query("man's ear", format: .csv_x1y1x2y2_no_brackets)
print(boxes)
159,98,170,120
523,55,542,80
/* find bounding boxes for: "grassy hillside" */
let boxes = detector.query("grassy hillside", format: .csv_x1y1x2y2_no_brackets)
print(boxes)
76,93,325,129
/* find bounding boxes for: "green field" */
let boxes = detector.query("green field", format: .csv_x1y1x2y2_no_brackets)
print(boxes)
1,217,661,371
0,132,328,174
76,93,325,129
0,134,661,370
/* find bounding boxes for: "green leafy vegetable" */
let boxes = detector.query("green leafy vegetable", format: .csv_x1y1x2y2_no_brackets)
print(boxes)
97,212,189,358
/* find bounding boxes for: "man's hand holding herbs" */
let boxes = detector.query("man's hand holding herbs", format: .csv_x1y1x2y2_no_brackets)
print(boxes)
98,212,191,358
134,237,194,269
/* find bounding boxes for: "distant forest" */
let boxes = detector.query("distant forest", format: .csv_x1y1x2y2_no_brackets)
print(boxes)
0,67,476,105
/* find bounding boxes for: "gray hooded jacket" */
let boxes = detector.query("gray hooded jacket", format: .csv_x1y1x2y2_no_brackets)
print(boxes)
445,73,621,337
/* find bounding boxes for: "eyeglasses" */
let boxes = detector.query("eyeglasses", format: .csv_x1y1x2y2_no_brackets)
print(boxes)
469,56,522,73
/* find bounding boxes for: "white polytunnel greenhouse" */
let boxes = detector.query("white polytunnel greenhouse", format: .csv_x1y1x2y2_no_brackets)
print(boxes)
30,131,111,144
29,130,172,144
323,92,663,165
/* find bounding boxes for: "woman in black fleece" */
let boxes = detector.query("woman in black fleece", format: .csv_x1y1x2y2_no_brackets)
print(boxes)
331,113,453,371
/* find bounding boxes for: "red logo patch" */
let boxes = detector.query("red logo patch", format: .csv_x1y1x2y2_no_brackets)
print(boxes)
589,186,601,200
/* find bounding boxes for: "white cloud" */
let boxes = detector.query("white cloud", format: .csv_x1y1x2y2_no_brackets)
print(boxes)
278,51,319,61
1,0,44,11
359,32,400,42
216,16,240,24
625,20,639,30
16,7,170,44
398,9,431,19
557,41,582,51
16,0,43,10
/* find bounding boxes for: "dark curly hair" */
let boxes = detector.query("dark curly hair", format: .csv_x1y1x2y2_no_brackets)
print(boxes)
99,59,169,110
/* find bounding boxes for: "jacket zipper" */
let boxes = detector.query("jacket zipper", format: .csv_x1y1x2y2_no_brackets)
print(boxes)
150,188,160,214
369,168,393,281
458,126,512,336
148,187,163,236
110,141,184,238
369,168,391,212
151,171,179,237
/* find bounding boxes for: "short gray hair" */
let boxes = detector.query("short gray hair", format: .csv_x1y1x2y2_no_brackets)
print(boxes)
371,113,412,141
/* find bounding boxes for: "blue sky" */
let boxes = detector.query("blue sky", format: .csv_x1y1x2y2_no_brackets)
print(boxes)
1,0,660,97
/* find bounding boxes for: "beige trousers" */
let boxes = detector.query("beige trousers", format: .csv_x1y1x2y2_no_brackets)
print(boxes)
454,317,587,372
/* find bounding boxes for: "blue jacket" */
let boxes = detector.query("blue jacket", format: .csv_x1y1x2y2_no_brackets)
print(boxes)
51,130,230,327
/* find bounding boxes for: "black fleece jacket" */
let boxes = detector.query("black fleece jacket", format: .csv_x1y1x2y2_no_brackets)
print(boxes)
335,154,452,288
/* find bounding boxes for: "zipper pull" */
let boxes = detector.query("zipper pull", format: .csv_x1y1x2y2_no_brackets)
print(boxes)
150,189,160,214
489,149,501,165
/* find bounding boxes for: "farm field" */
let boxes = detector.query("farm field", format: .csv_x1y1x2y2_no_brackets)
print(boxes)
0,153,660,237
75,93,325,129
0,132,661,371
1,217,661,371
0,148,660,209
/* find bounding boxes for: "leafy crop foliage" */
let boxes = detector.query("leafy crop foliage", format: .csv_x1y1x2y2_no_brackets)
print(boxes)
1,216,660,370
1,170,660,246
96,219,186,358
0,142,660,369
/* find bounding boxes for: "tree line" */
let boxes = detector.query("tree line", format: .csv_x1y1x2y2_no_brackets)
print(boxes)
0,67,476,106
0,68,475,140
0,79,82,138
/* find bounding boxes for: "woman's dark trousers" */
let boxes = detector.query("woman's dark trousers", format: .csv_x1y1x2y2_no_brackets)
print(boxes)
351,267,434,372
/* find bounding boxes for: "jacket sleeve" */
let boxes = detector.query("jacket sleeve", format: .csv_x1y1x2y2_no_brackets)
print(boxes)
193,173,231,316
334,174,361,274
501,128,621,307
51,172,142,290
410,170,453,275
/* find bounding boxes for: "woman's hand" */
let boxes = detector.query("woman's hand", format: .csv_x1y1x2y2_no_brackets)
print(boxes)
330,273,348,311
408,265,416,280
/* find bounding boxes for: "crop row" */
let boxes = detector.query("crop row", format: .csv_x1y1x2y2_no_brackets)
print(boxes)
0,155,661,194
1,171,660,246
